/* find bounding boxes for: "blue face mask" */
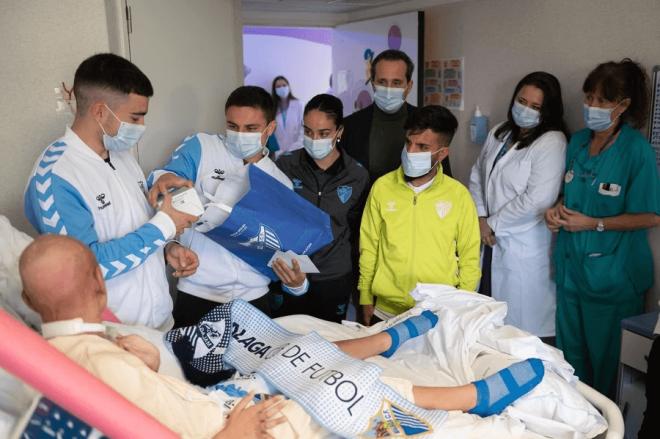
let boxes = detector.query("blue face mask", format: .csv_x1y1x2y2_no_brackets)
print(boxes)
98,105,146,152
373,85,406,114
225,129,266,159
303,135,335,160
511,100,540,129
583,103,620,132
401,146,440,178
275,86,290,99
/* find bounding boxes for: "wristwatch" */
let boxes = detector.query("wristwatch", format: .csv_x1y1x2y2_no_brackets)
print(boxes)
596,219,605,232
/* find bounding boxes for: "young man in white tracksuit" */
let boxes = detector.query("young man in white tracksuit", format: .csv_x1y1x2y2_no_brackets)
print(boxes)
24,53,198,329
149,86,308,327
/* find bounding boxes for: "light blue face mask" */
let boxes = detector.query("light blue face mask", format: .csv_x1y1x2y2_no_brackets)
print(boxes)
225,129,266,159
401,146,440,178
275,86,290,99
303,135,335,160
511,100,541,129
373,85,406,114
583,103,620,132
99,105,146,152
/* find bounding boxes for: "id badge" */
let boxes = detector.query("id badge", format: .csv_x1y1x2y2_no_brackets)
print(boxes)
598,182,621,197
564,169,574,183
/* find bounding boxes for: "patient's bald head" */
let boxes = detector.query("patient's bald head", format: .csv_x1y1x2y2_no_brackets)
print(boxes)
19,235,106,323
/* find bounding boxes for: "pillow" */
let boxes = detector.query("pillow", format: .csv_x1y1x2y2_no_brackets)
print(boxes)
0,215,40,328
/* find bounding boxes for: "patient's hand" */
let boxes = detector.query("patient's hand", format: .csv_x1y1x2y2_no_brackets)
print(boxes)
214,393,286,439
116,334,161,372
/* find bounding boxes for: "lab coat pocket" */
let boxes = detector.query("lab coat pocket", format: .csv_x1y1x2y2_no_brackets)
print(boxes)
505,159,532,195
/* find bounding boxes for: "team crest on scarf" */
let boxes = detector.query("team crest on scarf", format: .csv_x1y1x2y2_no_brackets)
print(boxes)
337,186,352,204
193,320,228,358
360,400,433,437
164,303,234,374
435,201,452,219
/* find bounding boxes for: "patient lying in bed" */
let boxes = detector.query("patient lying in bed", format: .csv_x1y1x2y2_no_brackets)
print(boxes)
19,235,545,438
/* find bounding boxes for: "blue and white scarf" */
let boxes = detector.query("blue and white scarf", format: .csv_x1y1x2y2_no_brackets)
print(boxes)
165,300,447,438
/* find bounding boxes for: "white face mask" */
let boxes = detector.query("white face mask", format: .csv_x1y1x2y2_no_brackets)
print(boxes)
303,135,335,160
373,85,406,114
225,129,266,159
275,86,290,99
511,100,541,129
582,103,621,132
98,104,146,152
401,146,440,178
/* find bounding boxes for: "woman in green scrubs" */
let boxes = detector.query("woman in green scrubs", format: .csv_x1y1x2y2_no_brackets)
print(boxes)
545,59,660,398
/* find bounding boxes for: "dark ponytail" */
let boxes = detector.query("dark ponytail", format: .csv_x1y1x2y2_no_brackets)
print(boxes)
304,94,344,128
582,58,650,129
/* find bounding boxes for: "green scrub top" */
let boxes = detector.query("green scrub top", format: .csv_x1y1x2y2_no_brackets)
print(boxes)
555,124,660,299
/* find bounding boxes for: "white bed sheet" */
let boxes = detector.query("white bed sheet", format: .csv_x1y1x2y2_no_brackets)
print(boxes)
274,283,609,439
0,215,614,438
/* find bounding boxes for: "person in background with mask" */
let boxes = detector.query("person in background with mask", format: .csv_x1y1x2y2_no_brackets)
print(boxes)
359,106,480,325
271,76,303,158
342,49,451,182
274,94,369,322
148,86,307,326
468,72,568,343
545,59,660,398
24,53,198,330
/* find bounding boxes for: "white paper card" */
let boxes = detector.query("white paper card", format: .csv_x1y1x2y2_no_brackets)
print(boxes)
267,250,320,274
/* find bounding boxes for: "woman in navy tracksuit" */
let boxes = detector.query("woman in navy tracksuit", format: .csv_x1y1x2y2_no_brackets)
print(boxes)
275,94,369,322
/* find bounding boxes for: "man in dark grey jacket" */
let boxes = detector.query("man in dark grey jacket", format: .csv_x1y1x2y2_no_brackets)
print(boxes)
342,49,451,182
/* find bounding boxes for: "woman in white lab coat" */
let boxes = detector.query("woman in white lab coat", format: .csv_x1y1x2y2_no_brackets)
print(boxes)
469,72,568,340
272,76,303,157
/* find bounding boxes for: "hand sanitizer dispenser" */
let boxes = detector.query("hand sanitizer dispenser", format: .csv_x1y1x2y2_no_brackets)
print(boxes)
470,106,488,145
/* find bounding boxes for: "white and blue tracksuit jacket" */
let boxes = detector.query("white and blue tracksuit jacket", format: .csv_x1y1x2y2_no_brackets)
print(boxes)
24,127,176,328
148,133,296,303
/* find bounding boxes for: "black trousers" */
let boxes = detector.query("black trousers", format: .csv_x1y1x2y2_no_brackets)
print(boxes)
639,336,660,439
273,274,353,323
478,245,492,297
172,290,273,329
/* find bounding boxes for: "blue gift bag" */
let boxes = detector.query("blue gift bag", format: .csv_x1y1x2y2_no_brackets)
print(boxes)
203,165,333,280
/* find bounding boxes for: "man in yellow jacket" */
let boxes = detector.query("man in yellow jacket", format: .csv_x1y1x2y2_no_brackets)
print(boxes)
359,105,481,324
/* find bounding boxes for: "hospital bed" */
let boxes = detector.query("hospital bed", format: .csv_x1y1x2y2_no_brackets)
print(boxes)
0,215,624,438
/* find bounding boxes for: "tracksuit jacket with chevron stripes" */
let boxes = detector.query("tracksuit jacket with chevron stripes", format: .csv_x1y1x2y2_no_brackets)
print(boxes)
24,127,176,328
147,132,304,303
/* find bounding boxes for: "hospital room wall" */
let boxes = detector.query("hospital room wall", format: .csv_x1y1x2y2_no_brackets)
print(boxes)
0,0,110,235
424,0,660,310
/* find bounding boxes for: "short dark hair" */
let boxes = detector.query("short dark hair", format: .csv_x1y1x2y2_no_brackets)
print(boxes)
304,94,344,127
271,75,296,107
73,53,153,115
583,58,650,129
495,71,569,149
370,49,414,82
404,105,458,144
225,86,275,123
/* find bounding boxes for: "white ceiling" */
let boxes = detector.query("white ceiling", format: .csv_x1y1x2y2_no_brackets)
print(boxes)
241,0,402,14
